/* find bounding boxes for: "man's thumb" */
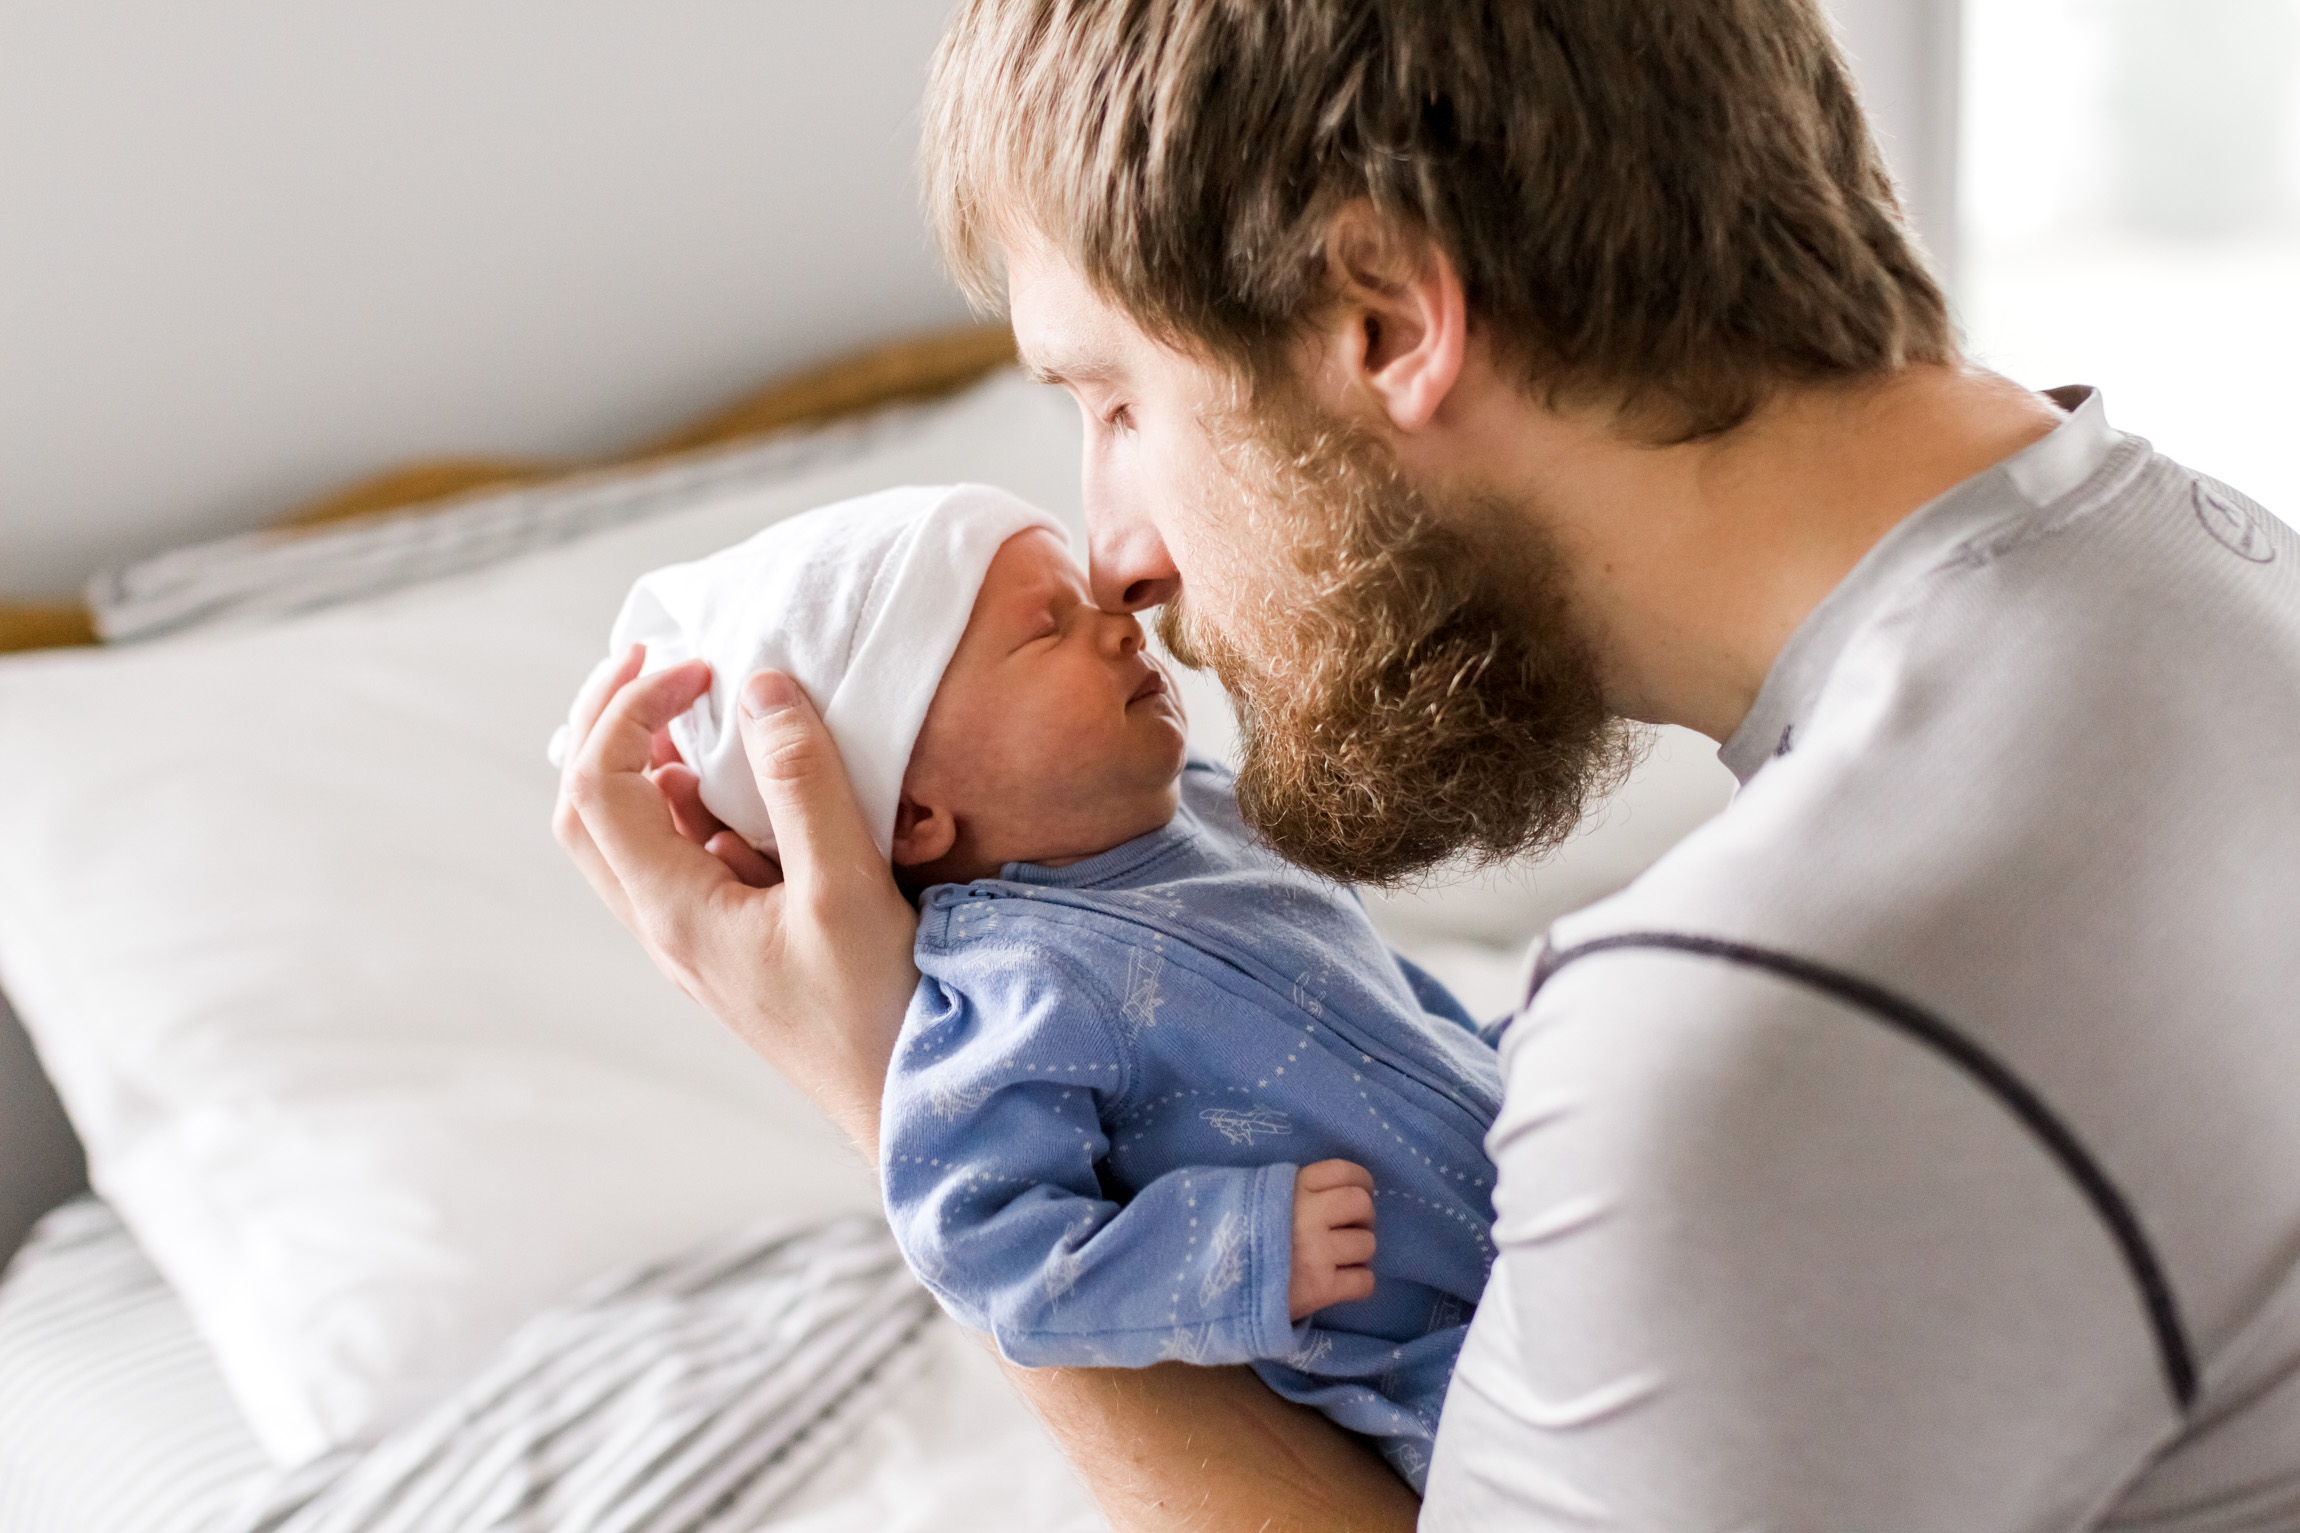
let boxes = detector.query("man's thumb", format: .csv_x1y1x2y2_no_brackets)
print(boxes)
735,670,874,891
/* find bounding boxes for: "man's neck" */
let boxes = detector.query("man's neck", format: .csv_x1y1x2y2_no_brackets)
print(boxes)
1424,361,2068,742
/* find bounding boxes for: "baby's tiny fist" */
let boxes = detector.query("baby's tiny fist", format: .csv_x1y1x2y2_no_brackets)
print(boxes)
1288,1159,1378,1320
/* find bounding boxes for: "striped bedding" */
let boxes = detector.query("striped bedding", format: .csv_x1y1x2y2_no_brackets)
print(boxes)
84,396,934,645
0,1199,270,1533
0,1200,939,1533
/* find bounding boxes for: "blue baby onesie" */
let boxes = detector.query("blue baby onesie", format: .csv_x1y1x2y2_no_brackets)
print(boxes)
881,758,1504,1489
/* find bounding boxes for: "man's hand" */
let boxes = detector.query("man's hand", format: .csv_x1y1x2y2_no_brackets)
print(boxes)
552,646,918,1152
1290,1159,1377,1319
555,653,1413,1530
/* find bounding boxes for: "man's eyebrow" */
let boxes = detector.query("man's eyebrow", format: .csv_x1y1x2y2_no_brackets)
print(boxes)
1018,349,1114,390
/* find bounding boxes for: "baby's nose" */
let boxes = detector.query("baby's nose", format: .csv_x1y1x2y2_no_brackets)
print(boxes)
1097,606,1146,655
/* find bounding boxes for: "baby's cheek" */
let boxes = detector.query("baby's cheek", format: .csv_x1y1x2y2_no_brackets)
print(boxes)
962,692,1079,806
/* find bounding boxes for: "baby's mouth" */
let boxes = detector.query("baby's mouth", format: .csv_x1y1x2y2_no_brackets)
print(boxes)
1128,666,1168,705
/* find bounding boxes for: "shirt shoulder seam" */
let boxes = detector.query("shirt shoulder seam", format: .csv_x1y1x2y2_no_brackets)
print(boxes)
1524,930,2197,1414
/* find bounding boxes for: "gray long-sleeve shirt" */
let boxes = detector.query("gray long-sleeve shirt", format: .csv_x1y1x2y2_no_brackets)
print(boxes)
1421,389,2300,1530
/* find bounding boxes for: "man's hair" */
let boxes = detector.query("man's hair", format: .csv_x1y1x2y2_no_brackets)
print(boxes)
924,0,1955,441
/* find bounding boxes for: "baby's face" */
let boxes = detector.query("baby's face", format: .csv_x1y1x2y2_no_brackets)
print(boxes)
895,528,1188,883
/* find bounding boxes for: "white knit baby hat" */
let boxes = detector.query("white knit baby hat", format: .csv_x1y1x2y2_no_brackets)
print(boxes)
553,483,1069,859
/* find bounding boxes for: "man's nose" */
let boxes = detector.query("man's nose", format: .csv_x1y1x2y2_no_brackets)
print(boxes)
1087,515,1182,612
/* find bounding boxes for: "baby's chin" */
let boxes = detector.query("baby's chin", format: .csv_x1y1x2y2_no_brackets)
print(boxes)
1131,689,1190,767
998,765,1184,872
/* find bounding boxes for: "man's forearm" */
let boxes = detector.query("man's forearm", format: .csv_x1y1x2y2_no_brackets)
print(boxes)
1001,1359,1420,1532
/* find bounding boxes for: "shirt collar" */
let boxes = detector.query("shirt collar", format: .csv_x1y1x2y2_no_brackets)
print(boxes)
1001,819,1189,888
1717,385,2123,784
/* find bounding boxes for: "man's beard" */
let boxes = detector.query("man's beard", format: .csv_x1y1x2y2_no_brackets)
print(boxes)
1158,403,1643,887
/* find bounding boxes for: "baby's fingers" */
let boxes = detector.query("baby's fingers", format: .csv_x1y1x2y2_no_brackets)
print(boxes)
1324,1226,1377,1268
1298,1158,1375,1195
1304,1181,1376,1232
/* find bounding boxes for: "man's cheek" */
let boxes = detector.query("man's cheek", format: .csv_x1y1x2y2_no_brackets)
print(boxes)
1165,485,1258,606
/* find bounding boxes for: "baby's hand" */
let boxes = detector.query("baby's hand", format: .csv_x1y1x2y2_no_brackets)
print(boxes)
1288,1159,1377,1320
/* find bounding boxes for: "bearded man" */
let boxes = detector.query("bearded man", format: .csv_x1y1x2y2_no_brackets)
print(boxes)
556,1,2300,1527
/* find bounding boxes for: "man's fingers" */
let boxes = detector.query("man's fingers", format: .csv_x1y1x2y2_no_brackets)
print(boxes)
597,660,713,764
705,830,782,889
572,661,735,921
653,763,717,847
573,659,715,819
733,671,888,905
551,659,919,1164
553,645,652,931
553,803,637,932
567,644,646,756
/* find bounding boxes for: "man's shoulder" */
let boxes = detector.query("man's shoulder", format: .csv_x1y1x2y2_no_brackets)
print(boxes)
1597,433,2300,985
1522,465,2300,1383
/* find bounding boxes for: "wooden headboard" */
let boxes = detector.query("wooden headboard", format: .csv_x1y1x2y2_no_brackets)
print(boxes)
0,325,1017,657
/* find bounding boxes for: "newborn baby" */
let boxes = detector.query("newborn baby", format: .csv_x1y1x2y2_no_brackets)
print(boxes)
574,484,1503,1489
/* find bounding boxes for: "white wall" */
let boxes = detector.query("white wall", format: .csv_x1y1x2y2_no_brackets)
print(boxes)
1828,0,1964,274
0,1,968,599
0,0,1959,601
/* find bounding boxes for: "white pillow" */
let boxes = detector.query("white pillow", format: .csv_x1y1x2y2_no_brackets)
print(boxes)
0,370,1095,1465
0,358,1733,1467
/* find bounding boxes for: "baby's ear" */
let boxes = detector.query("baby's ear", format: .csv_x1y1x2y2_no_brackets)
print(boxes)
890,793,958,869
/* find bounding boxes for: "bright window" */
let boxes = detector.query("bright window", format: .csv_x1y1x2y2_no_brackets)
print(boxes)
1958,0,2300,519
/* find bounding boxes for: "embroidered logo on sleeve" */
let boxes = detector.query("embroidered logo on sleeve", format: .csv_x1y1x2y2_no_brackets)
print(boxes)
1199,1105,1293,1145
2196,483,2277,564
1119,947,1167,1039
1284,1330,1335,1371
1198,1212,1247,1304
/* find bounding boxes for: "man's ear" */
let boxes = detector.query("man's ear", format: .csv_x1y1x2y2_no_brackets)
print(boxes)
1315,199,1468,434
890,792,958,870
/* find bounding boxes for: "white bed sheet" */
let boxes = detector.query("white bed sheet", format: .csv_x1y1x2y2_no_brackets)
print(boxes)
768,1327,1106,1533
